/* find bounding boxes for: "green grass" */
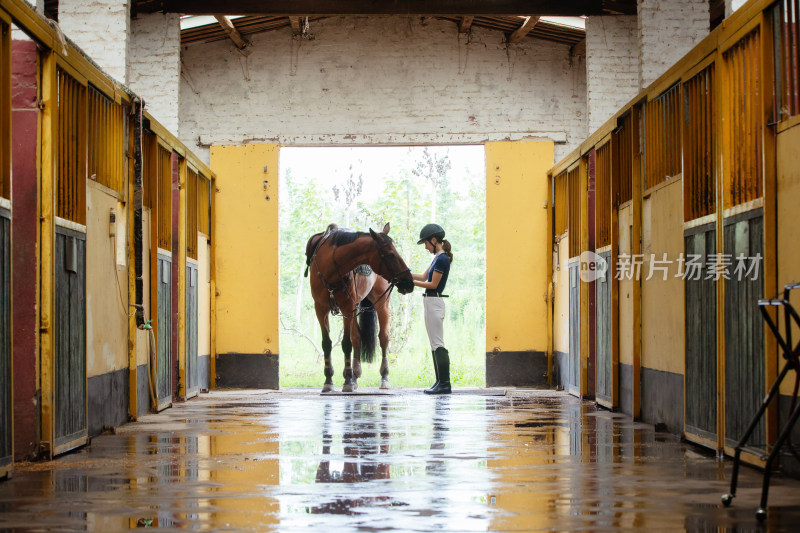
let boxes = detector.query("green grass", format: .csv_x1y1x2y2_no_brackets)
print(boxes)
279,311,485,388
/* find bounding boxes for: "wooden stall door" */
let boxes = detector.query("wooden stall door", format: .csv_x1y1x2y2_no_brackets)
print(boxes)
157,253,172,410
54,226,87,454
569,261,581,396
724,213,764,449
684,226,718,443
0,207,11,473
595,250,613,404
186,262,198,398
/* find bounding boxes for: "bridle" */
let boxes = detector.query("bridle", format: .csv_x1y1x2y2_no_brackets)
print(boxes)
311,232,410,318
375,238,411,287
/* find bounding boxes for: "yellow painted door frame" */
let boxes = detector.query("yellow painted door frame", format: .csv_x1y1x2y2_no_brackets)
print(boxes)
177,156,187,399
546,172,554,386
579,154,589,397
630,102,643,419
610,133,621,410
209,176,217,389
39,49,57,458
758,10,779,450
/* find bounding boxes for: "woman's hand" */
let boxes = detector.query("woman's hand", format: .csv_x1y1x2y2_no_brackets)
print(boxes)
413,270,443,289
411,268,430,282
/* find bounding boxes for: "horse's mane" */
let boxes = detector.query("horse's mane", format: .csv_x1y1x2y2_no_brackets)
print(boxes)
330,230,366,247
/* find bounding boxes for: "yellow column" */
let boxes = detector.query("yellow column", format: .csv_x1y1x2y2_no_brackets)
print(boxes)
210,144,280,388
177,157,187,398
39,50,57,456
209,177,217,389
485,141,553,386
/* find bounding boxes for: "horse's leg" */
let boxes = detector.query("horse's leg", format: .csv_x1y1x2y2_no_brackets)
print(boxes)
341,315,357,392
376,299,391,389
316,307,335,393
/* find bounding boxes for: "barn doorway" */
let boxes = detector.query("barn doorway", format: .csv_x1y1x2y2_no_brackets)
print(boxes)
278,146,487,389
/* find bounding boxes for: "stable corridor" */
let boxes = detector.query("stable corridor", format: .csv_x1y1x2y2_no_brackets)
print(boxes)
1,389,799,531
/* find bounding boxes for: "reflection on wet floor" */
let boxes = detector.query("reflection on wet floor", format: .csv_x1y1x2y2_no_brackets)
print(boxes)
0,389,799,531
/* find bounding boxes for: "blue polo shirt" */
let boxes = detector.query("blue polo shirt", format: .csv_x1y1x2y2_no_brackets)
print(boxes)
426,251,450,296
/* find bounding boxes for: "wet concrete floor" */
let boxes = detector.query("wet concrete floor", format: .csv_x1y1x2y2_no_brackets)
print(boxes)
1,388,799,532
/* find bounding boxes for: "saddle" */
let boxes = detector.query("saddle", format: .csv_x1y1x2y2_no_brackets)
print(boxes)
329,265,375,316
305,225,376,317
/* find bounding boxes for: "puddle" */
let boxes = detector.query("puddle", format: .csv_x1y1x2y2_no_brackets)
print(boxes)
0,389,798,531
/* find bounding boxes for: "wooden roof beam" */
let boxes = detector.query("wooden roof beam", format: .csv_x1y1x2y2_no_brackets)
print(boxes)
507,16,540,44
214,15,251,51
158,1,616,16
458,16,474,33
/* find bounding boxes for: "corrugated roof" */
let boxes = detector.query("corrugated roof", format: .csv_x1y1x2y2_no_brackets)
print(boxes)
180,15,587,47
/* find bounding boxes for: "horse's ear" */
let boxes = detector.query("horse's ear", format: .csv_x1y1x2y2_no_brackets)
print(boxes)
382,222,390,235
369,228,379,240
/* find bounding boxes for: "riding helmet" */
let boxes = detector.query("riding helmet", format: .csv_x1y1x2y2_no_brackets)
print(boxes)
417,223,445,244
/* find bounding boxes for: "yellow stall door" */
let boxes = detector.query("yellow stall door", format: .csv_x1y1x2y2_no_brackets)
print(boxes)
485,141,553,387
210,144,280,389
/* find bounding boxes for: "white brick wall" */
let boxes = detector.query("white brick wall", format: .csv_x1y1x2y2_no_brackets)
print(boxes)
58,0,130,85
726,0,749,17
179,16,587,164
128,12,181,133
638,0,709,89
586,16,638,134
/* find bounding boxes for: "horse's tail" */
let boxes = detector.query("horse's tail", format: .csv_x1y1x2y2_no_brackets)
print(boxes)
358,298,377,364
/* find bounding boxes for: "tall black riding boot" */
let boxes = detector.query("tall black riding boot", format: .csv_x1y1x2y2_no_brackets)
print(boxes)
425,347,451,395
425,351,440,392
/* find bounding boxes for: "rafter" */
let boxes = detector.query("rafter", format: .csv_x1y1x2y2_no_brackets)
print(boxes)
157,0,620,16
214,15,250,50
507,16,540,44
458,16,474,34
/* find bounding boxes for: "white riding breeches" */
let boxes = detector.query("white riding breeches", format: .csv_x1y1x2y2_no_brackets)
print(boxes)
423,296,446,351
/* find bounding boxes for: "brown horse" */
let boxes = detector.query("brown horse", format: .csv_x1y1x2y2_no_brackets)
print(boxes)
305,223,414,393
312,399,393,514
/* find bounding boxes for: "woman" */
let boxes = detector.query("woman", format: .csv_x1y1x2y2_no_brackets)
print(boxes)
412,223,453,395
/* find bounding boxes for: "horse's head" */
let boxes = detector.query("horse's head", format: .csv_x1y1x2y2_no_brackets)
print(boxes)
369,223,414,294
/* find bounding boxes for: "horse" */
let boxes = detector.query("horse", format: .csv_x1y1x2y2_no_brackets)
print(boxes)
311,399,393,514
305,222,414,393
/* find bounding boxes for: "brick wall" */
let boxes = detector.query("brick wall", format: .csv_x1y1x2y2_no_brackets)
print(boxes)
726,0,749,17
58,0,130,85
179,16,587,164
637,0,709,89
586,16,639,134
128,12,181,133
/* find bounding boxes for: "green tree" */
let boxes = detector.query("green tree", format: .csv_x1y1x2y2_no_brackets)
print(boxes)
279,147,486,388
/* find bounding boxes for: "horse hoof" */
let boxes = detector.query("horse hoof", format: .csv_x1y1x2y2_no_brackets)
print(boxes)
322,383,334,393
342,383,354,393
380,379,390,390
